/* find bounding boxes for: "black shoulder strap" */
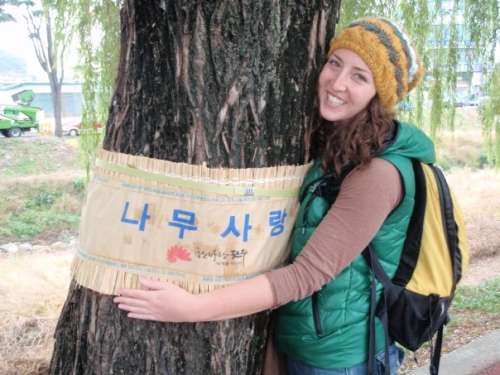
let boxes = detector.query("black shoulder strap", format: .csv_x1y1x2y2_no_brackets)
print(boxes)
363,246,390,375
430,164,461,290
392,159,426,286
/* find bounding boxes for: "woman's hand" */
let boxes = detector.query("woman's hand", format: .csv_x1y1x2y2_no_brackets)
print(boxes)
114,274,275,322
114,278,200,322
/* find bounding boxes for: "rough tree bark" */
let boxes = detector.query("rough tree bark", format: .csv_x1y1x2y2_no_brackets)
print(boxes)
50,1,341,374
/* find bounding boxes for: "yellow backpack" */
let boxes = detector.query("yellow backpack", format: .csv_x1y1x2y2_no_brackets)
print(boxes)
364,160,469,375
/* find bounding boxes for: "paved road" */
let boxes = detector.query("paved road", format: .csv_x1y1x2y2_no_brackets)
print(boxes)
410,330,500,375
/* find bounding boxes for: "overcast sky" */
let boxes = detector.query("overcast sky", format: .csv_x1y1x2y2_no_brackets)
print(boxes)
0,4,78,82
1,4,498,84
0,7,45,79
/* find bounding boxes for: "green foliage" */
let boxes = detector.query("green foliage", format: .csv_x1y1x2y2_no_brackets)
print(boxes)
480,64,500,168
339,0,395,30
399,0,430,129
72,176,86,193
26,190,60,209
428,0,446,139
454,277,500,313
75,0,120,180
0,183,83,242
464,0,499,64
3,158,37,176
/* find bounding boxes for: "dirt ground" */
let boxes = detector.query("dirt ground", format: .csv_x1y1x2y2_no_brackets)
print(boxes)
462,254,500,286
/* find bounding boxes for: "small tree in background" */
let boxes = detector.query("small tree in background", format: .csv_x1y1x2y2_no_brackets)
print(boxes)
12,0,73,137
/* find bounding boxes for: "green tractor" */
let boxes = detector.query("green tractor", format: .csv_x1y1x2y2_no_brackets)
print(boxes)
0,90,42,137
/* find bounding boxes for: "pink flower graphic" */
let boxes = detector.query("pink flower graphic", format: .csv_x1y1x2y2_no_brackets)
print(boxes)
167,245,192,263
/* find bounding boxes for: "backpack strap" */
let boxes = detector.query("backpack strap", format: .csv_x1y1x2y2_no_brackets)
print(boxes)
430,164,461,291
428,164,458,375
298,164,356,228
430,326,444,375
363,246,396,375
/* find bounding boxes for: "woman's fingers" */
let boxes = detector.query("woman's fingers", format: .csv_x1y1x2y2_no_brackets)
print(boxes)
113,296,148,307
117,288,149,299
117,303,151,315
114,280,196,322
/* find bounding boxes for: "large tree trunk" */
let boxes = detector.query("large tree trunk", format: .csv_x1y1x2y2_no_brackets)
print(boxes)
50,1,340,374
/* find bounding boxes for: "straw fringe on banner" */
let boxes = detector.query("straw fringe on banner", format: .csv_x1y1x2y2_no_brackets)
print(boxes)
73,149,311,295
71,250,262,295
96,149,308,195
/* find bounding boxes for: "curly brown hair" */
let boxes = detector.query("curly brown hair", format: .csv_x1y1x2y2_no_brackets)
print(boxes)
309,96,395,176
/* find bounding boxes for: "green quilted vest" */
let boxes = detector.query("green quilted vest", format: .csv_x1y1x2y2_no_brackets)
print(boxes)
275,122,435,369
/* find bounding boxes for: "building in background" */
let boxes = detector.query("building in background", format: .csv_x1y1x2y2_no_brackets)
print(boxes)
427,0,492,101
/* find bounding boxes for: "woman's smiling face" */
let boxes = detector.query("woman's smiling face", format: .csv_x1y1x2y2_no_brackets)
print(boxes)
318,48,377,122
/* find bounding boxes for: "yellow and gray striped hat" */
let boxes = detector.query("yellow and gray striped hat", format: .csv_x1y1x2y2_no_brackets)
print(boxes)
328,17,424,111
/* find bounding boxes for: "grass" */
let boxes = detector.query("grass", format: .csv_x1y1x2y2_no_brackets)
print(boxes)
453,277,500,313
0,136,79,178
0,180,85,243
434,108,487,171
0,136,85,244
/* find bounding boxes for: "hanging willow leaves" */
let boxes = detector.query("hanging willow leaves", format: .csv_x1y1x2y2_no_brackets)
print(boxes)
76,0,119,180
400,0,430,129
339,0,395,30
427,0,446,139
443,0,459,132
465,0,500,168
480,64,500,168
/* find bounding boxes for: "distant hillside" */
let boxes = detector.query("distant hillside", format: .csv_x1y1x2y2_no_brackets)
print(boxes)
0,49,28,79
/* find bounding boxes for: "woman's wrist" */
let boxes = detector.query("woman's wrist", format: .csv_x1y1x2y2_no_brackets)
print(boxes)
191,292,216,322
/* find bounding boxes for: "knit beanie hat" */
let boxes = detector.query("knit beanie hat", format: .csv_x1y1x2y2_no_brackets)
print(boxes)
328,17,424,111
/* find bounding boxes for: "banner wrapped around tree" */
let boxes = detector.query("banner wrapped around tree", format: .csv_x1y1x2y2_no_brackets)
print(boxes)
73,149,311,294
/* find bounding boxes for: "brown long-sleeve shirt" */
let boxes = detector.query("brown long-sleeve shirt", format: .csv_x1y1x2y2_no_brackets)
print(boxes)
265,157,402,307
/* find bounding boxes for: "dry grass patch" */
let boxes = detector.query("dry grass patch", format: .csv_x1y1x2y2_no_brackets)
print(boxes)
0,251,73,374
445,168,500,259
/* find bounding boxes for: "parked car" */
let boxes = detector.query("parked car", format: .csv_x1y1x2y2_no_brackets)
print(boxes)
63,122,81,136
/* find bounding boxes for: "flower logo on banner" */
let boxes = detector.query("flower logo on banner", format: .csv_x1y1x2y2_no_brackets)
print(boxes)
167,245,192,263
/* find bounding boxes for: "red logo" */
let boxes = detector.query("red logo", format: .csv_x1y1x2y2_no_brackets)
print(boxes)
167,245,192,263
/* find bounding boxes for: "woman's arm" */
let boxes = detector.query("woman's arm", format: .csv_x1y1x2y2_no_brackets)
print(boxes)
267,158,402,305
114,274,274,322
114,158,402,321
